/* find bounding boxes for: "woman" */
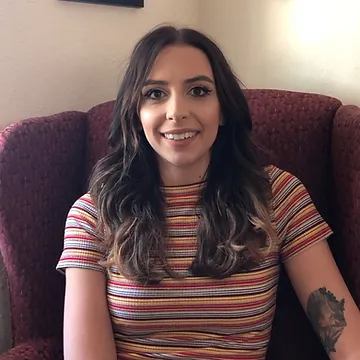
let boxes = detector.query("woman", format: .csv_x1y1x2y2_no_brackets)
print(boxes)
57,26,360,359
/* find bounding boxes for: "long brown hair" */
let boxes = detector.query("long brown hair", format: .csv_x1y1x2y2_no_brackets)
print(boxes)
89,26,276,283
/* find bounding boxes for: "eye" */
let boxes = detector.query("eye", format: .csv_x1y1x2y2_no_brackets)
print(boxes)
189,86,212,97
143,89,166,100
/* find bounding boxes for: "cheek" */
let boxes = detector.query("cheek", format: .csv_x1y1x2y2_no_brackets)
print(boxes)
139,108,153,128
139,107,161,134
139,108,164,149
197,103,221,128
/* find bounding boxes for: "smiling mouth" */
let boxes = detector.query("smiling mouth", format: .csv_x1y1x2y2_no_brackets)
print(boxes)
162,131,198,141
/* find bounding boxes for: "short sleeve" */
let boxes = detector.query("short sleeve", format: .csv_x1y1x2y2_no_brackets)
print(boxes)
270,167,333,262
56,193,106,274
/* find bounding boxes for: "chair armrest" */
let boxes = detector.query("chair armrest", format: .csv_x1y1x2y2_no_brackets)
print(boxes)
331,104,360,306
0,338,62,360
0,111,87,344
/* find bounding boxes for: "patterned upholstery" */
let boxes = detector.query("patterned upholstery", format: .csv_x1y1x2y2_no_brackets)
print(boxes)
0,90,359,360
246,89,342,360
0,112,87,358
0,339,62,360
331,105,360,303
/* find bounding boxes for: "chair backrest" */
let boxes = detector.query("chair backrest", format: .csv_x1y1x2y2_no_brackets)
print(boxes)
0,89,342,358
0,112,87,346
85,89,341,218
331,105,360,305
84,89,342,360
245,89,341,360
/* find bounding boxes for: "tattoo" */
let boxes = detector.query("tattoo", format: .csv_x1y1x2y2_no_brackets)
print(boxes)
306,287,347,355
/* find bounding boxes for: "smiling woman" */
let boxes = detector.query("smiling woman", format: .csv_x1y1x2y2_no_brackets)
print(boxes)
56,25,360,360
61,0,144,8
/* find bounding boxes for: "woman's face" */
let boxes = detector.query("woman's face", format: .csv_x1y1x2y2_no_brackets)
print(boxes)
139,45,221,185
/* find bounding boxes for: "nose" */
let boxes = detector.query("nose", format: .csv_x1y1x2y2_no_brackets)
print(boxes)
166,94,190,121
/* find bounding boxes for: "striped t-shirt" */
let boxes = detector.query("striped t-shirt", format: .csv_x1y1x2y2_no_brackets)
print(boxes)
57,165,332,359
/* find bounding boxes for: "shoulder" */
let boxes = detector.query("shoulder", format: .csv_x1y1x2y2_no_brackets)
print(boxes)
265,165,314,227
66,193,98,230
265,166,332,246
266,164,303,202
58,193,106,273
70,193,97,214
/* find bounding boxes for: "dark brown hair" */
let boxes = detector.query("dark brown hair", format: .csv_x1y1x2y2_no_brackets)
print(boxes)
89,25,276,283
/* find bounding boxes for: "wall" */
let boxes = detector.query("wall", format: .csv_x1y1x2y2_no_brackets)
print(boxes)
200,0,360,105
0,0,200,128
2,0,358,128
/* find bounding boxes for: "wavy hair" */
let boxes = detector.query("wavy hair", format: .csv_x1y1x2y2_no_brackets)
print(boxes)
89,25,277,283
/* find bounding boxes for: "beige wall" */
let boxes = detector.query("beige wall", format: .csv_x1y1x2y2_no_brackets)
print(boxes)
2,0,358,130
200,0,360,106
0,0,199,128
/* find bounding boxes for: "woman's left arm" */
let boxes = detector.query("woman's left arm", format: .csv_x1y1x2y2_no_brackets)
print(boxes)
285,240,360,360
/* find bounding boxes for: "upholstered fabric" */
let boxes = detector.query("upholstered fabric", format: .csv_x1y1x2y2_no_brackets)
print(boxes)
0,112,87,348
0,90,359,360
331,105,360,304
244,89,342,360
246,89,341,218
0,338,62,360
0,252,12,354
85,90,342,216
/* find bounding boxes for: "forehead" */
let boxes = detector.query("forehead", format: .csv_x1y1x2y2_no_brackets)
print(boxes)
147,45,214,80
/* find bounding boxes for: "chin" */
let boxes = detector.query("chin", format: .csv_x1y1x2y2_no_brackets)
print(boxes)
162,155,198,168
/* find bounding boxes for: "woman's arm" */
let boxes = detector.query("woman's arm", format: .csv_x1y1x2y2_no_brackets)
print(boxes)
63,268,117,360
285,240,360,360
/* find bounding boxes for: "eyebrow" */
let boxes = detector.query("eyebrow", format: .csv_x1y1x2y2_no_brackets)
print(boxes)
143,75,214,86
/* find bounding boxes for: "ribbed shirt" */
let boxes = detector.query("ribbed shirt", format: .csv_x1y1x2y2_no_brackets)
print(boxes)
57,165,332,359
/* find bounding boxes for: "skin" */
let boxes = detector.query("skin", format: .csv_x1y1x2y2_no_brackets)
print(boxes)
139,45,222,186
64,269,117,360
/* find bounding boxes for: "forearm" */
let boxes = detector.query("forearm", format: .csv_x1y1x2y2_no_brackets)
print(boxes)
285,241,360,359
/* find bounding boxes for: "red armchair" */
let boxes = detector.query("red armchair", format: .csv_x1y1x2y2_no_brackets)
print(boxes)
0,90,359,360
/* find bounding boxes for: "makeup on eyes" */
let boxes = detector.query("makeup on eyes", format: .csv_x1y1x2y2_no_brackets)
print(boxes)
142,85,213,101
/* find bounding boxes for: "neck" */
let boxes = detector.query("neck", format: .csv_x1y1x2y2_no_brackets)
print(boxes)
158,157,209,187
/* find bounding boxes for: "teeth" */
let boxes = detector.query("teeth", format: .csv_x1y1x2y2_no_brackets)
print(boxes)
163,132,197,141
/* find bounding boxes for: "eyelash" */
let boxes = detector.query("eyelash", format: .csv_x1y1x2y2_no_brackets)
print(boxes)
143,86,212,100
